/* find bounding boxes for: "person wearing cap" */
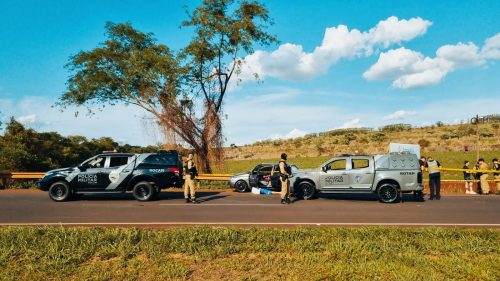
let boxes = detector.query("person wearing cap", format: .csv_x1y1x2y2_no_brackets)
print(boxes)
183,153,199,203
279,152,291,204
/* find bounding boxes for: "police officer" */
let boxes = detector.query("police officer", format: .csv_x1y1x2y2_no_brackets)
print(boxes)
279,153,291,204
184,153,199,203
425,156,441,200
493,158,499,194
478,158,490,195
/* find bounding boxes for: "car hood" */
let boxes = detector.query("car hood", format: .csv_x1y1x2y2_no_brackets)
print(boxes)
45,167,78,175
231,172,250,178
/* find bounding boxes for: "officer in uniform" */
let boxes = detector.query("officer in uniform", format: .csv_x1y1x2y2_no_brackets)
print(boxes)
493,158,499,194
279,153,291,204
184,153,199,203
478,158,490,195
425,156,441,200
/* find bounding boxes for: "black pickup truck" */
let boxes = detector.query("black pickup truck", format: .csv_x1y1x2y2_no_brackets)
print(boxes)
37,150,184,201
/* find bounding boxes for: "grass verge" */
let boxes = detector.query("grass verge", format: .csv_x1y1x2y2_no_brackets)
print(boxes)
0,226,498,280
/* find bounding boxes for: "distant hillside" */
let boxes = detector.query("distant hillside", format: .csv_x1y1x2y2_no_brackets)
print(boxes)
225,121,500,160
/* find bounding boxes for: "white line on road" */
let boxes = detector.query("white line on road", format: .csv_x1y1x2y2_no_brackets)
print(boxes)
157,203,280,206
1,222,499,227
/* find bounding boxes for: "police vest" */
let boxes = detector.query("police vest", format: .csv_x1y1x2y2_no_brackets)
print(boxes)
279,160,291,175
427,160,440,174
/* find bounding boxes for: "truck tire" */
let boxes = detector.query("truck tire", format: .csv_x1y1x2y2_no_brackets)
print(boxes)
48,181,72,202
132,181,155,201
378,183,400,203
297,181,316,200
234,180,249,193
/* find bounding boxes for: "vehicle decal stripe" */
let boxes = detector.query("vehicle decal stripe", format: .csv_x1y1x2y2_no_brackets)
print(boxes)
105,154,149,190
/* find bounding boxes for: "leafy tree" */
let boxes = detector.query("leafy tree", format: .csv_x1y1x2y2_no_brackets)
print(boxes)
58,0,276,172
0,118,162,171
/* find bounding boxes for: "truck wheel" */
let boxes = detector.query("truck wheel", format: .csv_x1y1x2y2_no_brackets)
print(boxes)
298,181,316,200
48,181,72,202
132,181,155,201
378,184,400,203
234,180,249,193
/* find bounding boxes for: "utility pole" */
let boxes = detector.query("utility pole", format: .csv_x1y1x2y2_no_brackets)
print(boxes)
471,115,480,161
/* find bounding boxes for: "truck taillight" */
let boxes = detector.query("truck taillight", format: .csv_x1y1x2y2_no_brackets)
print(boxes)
168,167,180,176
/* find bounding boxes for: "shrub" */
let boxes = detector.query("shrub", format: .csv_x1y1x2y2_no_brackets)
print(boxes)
418,139,430,148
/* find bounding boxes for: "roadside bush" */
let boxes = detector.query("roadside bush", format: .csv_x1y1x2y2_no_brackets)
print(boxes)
371,132,386,143
418,139,430,148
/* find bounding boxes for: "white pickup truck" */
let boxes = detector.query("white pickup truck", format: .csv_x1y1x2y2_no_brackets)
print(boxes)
291,153,424,203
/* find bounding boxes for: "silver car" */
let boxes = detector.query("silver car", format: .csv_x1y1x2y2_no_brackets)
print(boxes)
229,163,299,192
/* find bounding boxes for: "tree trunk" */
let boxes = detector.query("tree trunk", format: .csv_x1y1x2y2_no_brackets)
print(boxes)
196,142,212,174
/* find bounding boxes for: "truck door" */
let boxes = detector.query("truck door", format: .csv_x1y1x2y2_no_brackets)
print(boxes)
348,157,374,189
320,158,349,189
101,155,131,190
73,156,107,191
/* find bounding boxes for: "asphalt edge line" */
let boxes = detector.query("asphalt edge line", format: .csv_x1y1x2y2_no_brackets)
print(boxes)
0,222,499,227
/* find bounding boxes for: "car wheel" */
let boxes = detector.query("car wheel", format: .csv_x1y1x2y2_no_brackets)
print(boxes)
48,181,72,202
132,181,155,201
378,184,400,203
298,181,316,200
234,180,249,193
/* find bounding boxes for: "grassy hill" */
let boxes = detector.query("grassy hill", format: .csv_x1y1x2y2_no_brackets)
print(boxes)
219,122,500,178
224,122,499,161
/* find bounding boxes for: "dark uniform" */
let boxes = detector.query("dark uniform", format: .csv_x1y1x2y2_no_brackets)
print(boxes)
493,158,499,194
425,158,441,200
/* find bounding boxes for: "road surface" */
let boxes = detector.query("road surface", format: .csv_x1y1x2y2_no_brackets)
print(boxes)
0,189,499,227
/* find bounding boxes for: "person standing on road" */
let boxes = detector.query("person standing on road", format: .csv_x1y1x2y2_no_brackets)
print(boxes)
425,156,441,200
463,160,476,194
493,158,499,195
415,156,426,198
279,153,291,204
184,153,199,203
474,160,482,194
478,158,490,195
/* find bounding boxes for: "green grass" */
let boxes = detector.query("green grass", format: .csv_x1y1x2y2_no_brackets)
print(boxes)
0,227,498,280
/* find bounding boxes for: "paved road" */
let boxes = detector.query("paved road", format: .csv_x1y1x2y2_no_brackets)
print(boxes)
0,190,499,227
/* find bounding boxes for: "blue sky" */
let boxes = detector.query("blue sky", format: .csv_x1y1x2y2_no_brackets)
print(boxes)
1,0,499,146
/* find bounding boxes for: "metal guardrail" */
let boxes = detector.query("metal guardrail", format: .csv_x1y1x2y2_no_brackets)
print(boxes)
0,172,232,182
197,174,231,181
1,170,497,183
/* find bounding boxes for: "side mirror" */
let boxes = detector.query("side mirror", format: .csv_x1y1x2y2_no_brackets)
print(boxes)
78,164,87,171
322,166,327,173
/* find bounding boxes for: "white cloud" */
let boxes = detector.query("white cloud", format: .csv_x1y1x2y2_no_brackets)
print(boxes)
1,96,161,146
481,33,500,59
383,110,416,120
336,118,363,129
270,128,308,140
16,114,37,124
239,16,431,81
364,33,500,89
